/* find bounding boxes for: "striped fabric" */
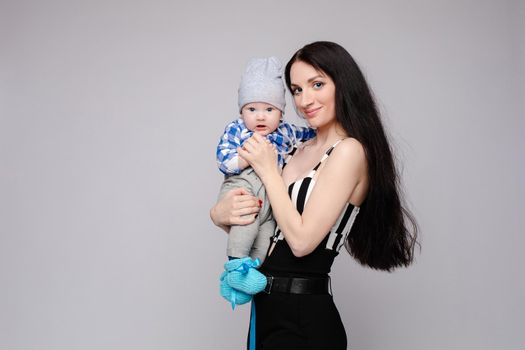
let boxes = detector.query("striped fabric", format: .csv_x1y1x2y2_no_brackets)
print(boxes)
272,140,360,252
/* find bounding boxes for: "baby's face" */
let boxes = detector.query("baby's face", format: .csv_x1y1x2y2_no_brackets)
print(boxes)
240,102,282,136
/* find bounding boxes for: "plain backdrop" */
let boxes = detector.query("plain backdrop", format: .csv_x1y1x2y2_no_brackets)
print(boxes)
1,0,524,349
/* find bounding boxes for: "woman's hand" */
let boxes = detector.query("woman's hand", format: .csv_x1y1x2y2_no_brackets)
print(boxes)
238,133,279,181
210,187,261,232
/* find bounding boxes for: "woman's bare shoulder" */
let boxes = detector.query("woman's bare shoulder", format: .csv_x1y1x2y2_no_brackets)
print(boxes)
332,138,366,165
315,138,368,205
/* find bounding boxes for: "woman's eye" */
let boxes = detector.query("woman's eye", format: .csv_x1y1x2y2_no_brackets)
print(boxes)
313,82,324,89
292,87,302,95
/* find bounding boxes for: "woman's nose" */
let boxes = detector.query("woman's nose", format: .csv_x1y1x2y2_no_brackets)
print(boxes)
299,90,313,107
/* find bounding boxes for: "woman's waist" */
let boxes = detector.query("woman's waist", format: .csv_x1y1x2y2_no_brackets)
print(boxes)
260,244,337,277
259,265,330,279
259,267,329,278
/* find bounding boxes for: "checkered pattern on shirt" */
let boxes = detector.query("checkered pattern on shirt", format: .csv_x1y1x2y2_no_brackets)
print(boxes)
216,118,316,175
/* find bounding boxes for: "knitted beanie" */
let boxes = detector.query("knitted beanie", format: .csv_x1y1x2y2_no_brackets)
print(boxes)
238,57,286,113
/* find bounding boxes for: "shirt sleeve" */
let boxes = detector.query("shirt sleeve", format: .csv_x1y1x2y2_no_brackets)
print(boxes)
216,121,242,175
276,122,316,147
290,123,316,142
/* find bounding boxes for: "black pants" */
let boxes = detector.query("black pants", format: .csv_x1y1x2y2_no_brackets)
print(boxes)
250,292,347,349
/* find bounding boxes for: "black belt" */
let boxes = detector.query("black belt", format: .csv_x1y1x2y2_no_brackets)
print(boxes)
263,275,331,295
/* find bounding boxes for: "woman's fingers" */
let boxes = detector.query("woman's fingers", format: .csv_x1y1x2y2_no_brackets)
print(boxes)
238,134,278,177
211,188,258,225
230,195,260,225
230,214,257,226
237,146,250,161
234,194,261,213
228,187,261,218
251,132,265,143
235,194,259,204
234,204,260,217
242,140,257,153
229,187,251,197
240,135,271,157
244,133,266,148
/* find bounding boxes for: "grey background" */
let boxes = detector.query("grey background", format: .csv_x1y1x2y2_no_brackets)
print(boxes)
1,0,524,349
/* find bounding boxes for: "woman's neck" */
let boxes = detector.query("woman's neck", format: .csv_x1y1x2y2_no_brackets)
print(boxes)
308,122,347,150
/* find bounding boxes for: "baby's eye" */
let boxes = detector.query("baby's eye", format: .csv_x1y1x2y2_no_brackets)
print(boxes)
248,107,256,112
266,107,274,112
313,82,324,89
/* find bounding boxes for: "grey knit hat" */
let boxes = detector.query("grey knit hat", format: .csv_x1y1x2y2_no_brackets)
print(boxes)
238,57,286,113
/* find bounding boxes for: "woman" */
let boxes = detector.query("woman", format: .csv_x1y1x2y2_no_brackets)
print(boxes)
211,41,418,349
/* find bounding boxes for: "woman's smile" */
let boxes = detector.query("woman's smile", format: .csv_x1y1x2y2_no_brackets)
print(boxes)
303,106,322,118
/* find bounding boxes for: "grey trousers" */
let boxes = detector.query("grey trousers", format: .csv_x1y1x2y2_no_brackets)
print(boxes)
219,168,275,262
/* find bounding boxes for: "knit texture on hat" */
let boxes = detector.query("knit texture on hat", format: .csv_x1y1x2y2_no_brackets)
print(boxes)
238,57,286,113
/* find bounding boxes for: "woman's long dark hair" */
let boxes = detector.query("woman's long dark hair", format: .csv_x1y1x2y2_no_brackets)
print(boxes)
285,41,419,271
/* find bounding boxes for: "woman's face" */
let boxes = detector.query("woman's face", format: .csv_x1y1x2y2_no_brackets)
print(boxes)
289,61,336,129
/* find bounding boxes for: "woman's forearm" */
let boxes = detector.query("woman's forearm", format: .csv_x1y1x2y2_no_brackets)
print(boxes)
260,170,308,256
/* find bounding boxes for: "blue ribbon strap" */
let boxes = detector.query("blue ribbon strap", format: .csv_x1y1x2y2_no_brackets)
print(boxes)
249,300,256,350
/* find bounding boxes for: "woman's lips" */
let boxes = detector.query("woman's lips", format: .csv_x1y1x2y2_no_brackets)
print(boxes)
303,107,321,117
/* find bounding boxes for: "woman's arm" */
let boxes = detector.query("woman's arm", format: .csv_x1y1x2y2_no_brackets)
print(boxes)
210,187,261,232
240,134,367,257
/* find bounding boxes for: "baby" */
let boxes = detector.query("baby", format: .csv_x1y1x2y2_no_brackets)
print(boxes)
217,57,315,308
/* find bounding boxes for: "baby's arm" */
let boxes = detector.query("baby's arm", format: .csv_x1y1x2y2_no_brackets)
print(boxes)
274,122,316,153
289,123,316,143
217,120,250,175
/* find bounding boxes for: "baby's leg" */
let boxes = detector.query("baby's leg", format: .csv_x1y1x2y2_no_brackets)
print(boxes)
219,173,260,259
227,220,261,259
249,216,275,263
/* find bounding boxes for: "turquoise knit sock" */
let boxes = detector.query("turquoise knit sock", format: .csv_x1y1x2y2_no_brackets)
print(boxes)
224,257,267,295
224,256,256,272
220,271,252,309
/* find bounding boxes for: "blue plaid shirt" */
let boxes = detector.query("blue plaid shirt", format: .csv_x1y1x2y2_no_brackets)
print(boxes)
217,118,316,175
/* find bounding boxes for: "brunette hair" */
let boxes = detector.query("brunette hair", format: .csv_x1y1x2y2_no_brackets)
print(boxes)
285,41,419,271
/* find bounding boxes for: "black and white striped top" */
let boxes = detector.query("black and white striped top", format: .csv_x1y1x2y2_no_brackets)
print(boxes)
260,140,361,276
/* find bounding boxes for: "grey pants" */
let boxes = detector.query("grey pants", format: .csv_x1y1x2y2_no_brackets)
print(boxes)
219,168,275,262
